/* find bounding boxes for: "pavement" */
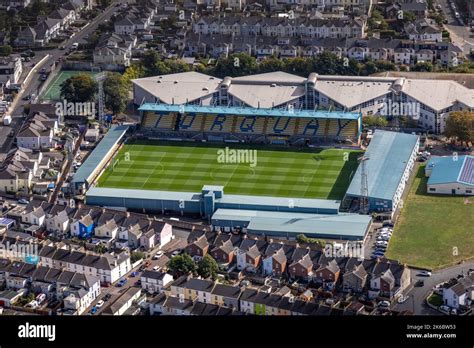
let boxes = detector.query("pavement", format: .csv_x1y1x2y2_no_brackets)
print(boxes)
436,0,474,57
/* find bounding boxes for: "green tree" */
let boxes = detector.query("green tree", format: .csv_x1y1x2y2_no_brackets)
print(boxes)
258,56,285,73
131,251,145,263
212,52,258,78
296,234,326,248
197,254,219,279
104,72,128,114
283,57,314,77
444,111,474,145
0,45,12,56
363,115,388,127
402,11,417,23
122,64,145,87
411,62,434,72
167,253,197,277
60,74,97,103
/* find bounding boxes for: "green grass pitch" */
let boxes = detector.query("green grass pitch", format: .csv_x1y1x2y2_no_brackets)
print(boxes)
41,70,97,101
97,140,361,200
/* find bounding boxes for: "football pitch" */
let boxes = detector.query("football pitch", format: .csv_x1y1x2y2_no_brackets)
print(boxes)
97,140,361,200
41,70,97,101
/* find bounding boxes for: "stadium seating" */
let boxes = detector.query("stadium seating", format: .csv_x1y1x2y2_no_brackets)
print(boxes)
142,112,176,130
298,119,326,137
178,114,205,132
326,119,339,137
203,115,234,133
338,120,358,138
233,116,265,134
266,117,297,136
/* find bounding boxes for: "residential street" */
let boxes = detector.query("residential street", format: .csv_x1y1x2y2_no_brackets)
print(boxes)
394,260,474,314
436,0,474,57
1,1,122,156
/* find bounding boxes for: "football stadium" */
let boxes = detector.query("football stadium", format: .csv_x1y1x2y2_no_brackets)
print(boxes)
77,71,421,241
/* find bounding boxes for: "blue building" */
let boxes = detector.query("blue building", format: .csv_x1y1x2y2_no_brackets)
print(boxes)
425,155,474,195
344,130,419,214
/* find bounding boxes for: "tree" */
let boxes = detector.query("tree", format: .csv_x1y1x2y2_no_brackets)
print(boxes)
363,115,388,127
131,251,145,263
197,254,219,279
283,57,314,77
60,74,97,103
0,45,12,56
296,234,326,248
401,11,416,23
444,111,474,145
104,72,128,114
411,62,434,72
167,253,196,277
122,64,145,88
212,53,258,78
258,56,285,73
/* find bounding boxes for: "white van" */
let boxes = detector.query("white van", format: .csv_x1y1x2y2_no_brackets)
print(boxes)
71,42,79,49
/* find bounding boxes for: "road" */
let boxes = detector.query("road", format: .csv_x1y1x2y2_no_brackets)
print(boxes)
1,1,122,156
393,260,474,314
436,0,474,57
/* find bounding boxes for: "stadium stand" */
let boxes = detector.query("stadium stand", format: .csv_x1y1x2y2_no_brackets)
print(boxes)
138,104,361,143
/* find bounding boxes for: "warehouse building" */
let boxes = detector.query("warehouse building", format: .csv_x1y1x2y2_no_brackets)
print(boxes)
425,155,474,195
211,209,372,241
85,185,341,218
344,130,419,214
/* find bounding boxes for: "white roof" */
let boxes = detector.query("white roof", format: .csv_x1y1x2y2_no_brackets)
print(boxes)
132,71,222,104
314,77,394,109
402,79,474,110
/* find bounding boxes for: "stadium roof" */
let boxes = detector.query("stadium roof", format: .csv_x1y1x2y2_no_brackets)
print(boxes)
345,130,419,201
72,125,129,185
86,187,202,202
217,194,341,212
138,103,361,120
427,155,474,186
211,208,371,240
132,72,221,104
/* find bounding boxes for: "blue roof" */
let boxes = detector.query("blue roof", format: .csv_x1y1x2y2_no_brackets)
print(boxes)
427,155,474,186
217,194,340,211
138,103,361,120
345,130,419,201
72,125,129,185
211,209,371,240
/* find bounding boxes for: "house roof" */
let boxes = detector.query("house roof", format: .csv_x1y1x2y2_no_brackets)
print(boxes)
427,155,474,186
211,284,241,298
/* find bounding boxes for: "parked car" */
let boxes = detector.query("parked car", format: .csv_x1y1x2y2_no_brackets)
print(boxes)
103,294,112,302
450,308,457,315
377,300,390,308
171,250,180,257
18,199,29,205
90,306,97,314
153,265,160,271
96,300,105,308
130,271,138,277
439,305,450,314
116,278,127,287
153,251,164,259
415,280,424,287
22,95,31,101
419,271,432,277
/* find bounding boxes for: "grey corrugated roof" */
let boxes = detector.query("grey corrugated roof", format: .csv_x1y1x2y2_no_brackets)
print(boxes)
73,125,129,185
345,130,419,201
